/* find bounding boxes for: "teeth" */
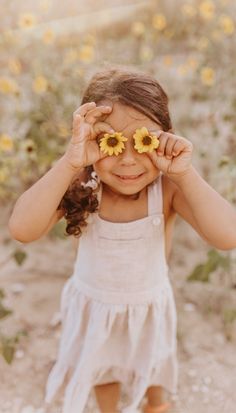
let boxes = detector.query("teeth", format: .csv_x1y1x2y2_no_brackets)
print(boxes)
118,175,140,179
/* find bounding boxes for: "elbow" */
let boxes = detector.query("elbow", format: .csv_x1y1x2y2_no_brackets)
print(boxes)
8,217,20,240
8,218,32,243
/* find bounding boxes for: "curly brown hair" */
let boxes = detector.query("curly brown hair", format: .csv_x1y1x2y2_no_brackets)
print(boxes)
58,64,173,238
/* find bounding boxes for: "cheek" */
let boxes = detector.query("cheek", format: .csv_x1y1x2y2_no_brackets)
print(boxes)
93,157,116,175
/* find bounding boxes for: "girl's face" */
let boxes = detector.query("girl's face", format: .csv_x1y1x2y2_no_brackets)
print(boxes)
93,101,162,196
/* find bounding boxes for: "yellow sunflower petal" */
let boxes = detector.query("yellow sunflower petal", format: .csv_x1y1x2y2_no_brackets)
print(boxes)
140,126,149,136
99,132,127,156
133,128,159,153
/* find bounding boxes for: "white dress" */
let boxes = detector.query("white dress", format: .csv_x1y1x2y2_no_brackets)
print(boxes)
45,175,178,413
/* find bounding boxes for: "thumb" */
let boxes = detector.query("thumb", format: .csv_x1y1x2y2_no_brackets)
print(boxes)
148,150,159,166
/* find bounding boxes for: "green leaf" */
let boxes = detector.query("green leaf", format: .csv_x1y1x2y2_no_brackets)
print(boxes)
12,249,27,266
2,343,15,364
0,331,27,364
49,219,67,239
187,249,231,283
0,303,12,320
187,263,211,282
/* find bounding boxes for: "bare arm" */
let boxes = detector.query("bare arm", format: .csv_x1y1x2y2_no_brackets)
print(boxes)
8,155,81,243
172,165,236,250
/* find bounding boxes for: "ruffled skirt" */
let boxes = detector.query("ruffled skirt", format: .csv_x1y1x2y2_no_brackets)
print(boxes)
45,275,178,413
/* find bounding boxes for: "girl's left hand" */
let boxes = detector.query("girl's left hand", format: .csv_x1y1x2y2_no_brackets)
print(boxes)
148,131,193,179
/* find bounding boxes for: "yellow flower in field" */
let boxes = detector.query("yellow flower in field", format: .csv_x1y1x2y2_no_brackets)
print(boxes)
133,127,159,154
0,77,19,94
8,59,22,75
18,13,37,29
152,14,167,31
33,76,48,94
131,21,145,36
0,134,14,152
218,15,235,35
42,29,55,44
99,133,128,156
199,1,215,20
201,67,215,86
139,46,153,62
78,45,94,63
182,4,197,18
21,139,36,153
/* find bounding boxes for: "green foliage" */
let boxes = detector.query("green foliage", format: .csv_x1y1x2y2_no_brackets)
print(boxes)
0,330,27,364
49,218,67,239
0,288,27,364
0,289,12,319
187,249,231,283
12,248,27,266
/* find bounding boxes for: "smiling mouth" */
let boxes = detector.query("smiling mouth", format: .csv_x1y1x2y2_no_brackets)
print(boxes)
115,173,144,180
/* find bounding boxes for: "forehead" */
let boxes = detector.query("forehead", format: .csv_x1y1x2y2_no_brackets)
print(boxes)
98,101,160,134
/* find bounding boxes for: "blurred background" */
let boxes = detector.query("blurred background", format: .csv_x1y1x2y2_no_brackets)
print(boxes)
0,1,236,412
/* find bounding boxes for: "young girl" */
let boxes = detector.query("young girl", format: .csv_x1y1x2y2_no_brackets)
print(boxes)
8,67,236,413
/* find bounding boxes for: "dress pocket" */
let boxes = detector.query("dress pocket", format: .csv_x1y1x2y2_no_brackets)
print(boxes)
96,236,149,289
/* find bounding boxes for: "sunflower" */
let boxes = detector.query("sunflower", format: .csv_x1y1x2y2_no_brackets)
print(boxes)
133,127,160,153
99,132,128,156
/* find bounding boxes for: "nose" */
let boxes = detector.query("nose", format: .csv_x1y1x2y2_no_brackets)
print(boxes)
119,140,137,165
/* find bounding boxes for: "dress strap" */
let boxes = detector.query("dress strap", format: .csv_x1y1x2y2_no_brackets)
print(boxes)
148,173,163,215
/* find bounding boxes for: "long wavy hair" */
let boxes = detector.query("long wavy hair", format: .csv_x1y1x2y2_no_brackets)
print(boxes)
58,65,173,238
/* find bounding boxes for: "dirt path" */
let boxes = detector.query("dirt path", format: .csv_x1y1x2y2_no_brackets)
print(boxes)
1,213,235,413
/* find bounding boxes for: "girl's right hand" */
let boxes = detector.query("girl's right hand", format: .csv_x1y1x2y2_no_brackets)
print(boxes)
63,102,114,171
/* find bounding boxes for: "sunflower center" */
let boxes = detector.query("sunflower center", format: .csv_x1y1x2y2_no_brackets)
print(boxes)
142,135,152,145
107,137,119,147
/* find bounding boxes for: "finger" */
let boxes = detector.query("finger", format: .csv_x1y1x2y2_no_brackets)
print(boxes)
172,139,191,156
72,113,82,137
157,133,168,156
93,121,115,138
165,137,177,159
73,102,96,118
85,106,112,125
